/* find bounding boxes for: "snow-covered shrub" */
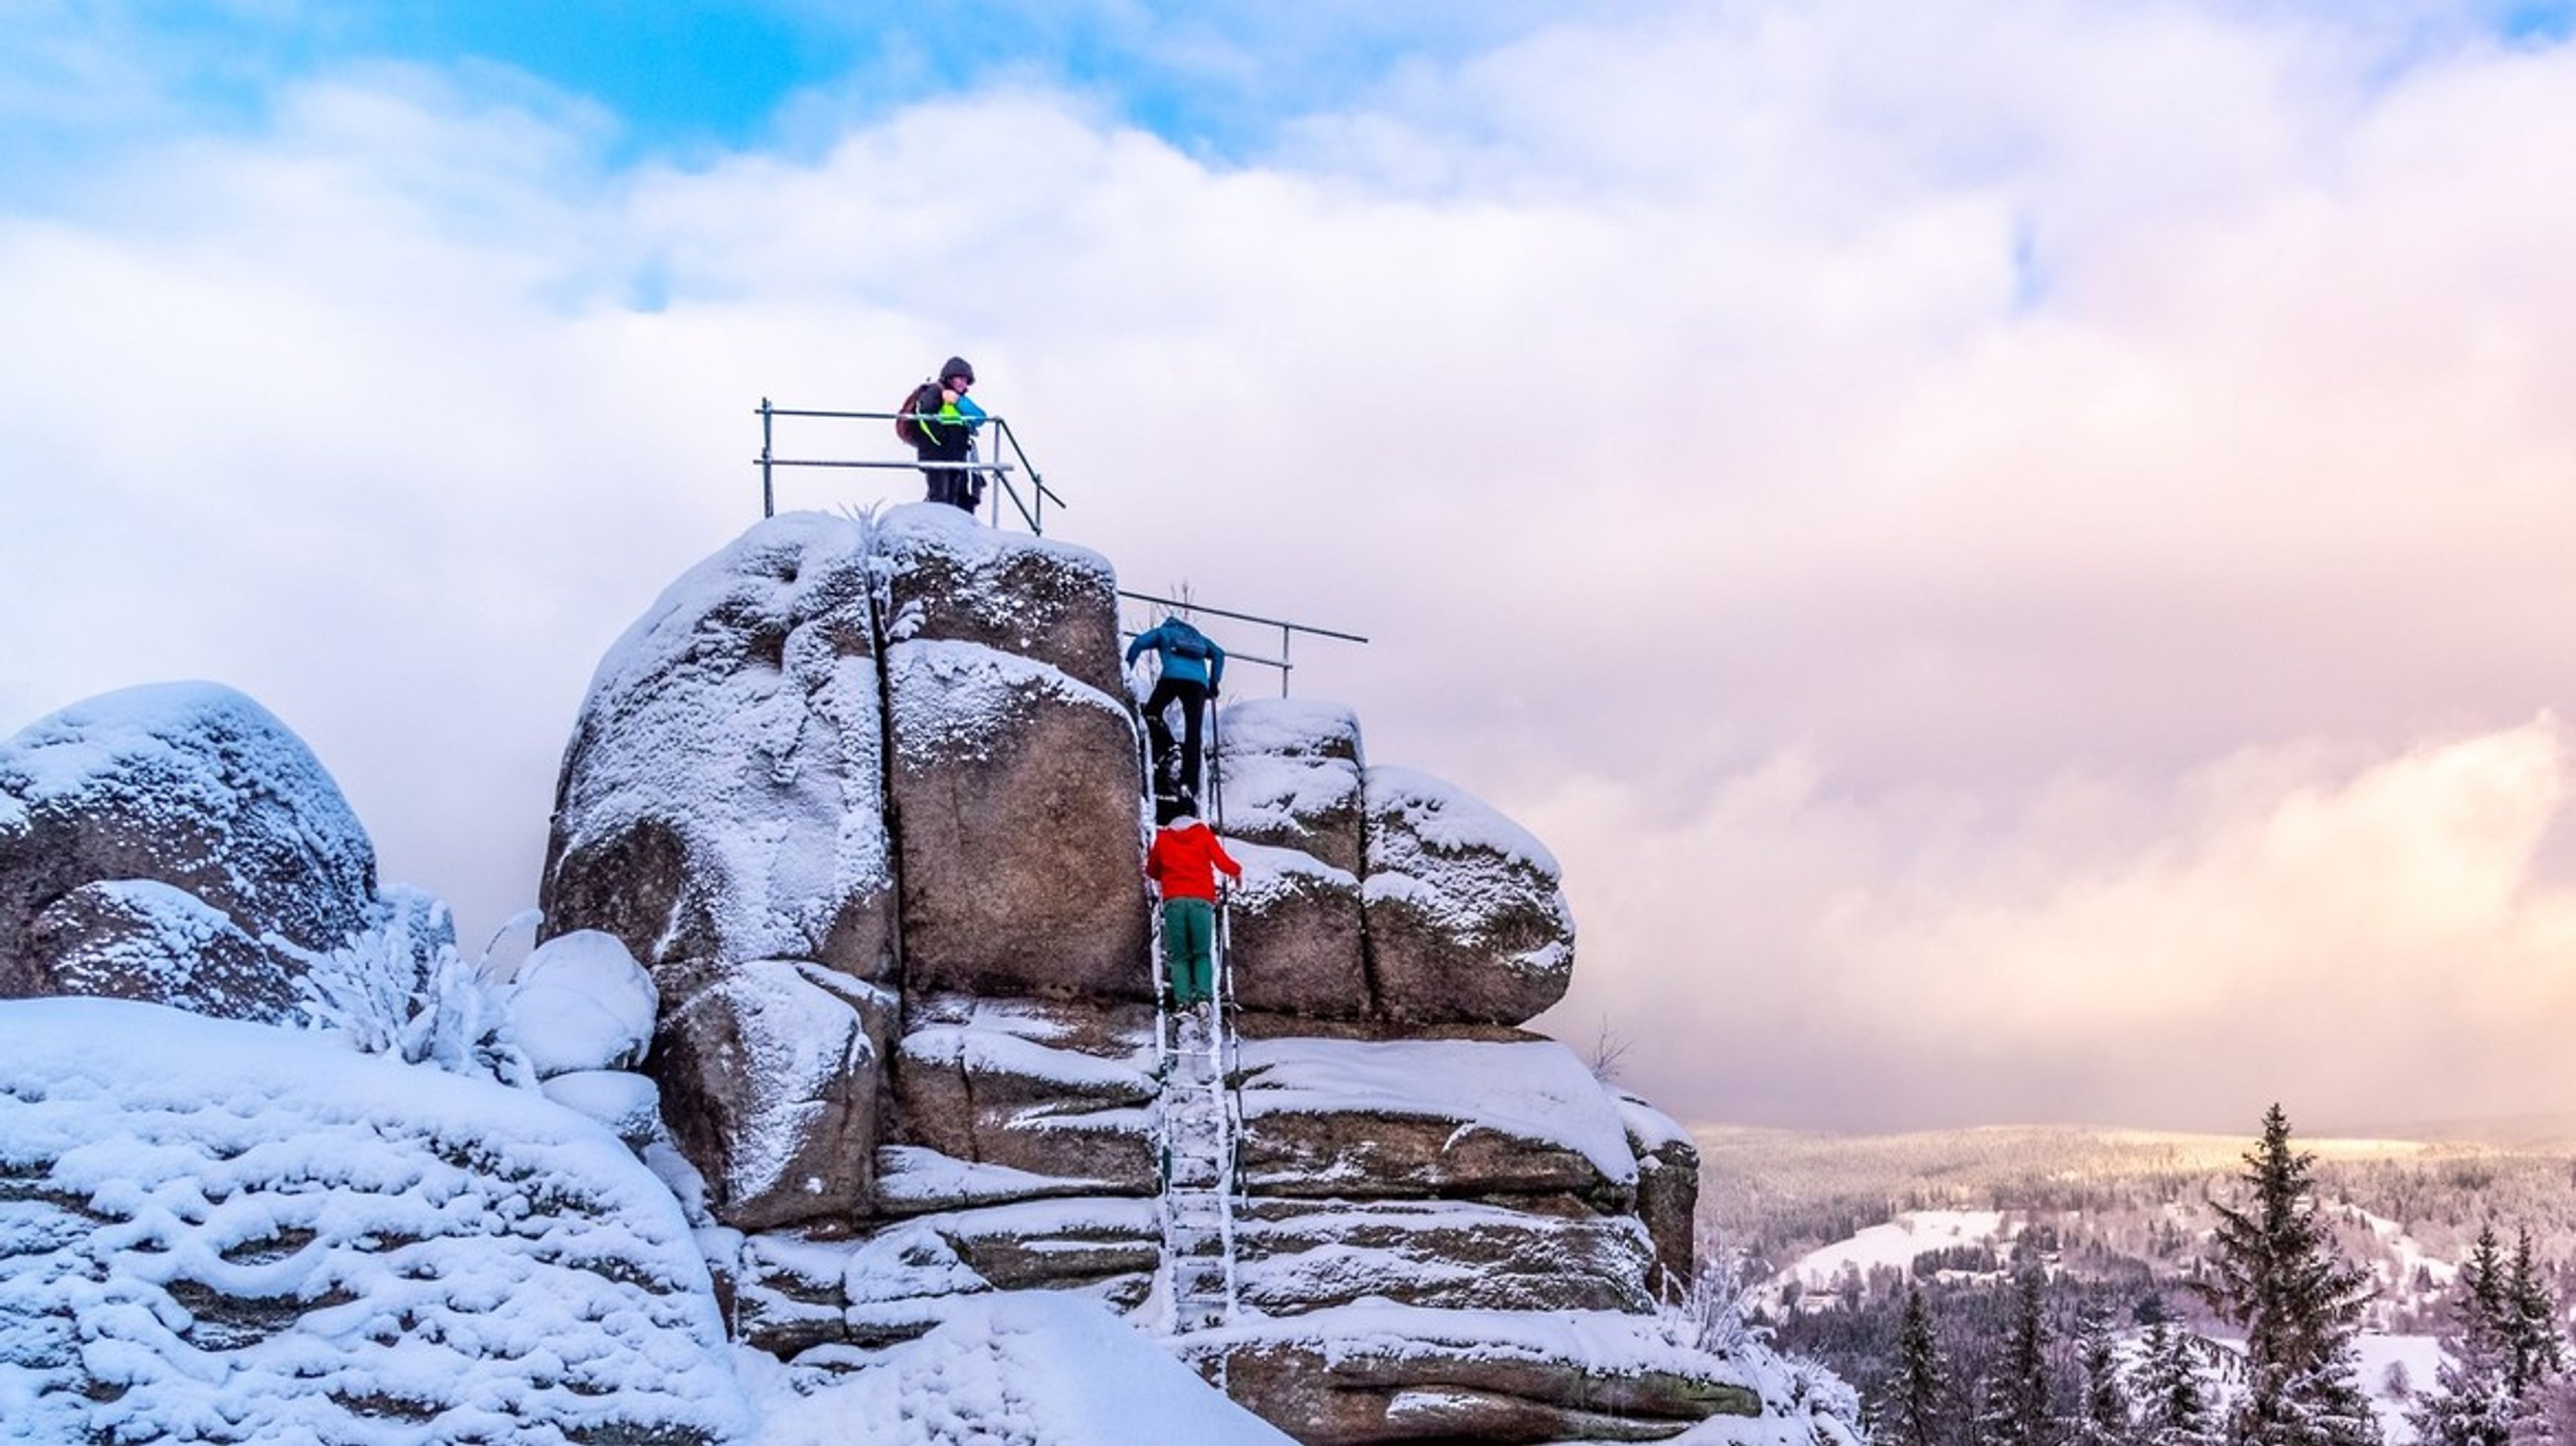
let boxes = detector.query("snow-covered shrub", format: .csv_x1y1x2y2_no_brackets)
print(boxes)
295,886,533,1087
1666,1244,1770,1356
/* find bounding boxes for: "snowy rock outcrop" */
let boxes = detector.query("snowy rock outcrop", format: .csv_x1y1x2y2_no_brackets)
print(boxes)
523,508,1746,1443
879,506,1148,1003
539,512,898,1228
0,683,381,1022
0,998,749,1446
1213,702,1578,1030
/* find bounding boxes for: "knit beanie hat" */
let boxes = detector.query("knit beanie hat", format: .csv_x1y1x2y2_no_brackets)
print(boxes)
941,356,975,385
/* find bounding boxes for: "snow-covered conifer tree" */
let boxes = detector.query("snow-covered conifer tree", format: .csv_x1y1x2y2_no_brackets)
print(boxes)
1885,1286,1949,1446
2074,1301,2135,1446
2413,1227,2518,1446
2137,1315,2214,1446
1984,1265,2060,1446
2200,1105,2379,1446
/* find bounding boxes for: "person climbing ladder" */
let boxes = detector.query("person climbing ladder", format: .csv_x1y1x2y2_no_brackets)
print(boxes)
1145,793,1240,1042
1127,612,1225,809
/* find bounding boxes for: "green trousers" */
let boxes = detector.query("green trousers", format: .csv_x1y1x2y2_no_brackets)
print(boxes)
1163,897,1215,1006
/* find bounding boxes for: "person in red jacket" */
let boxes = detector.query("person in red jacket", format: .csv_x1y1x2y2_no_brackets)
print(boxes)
1145,797,1242,1017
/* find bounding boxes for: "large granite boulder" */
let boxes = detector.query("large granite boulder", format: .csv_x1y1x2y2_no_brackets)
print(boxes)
1215,700,1366,877
885,638,1148,1001
0,998,750,1446
1361,766,1575,1028
878,502,1129,700
1192,1306,1763,1446
1234,1037,1638,1207
655,960,896,1231
0,682,378,1022
1618,1092,1702,1295
1223,841,1369,1021
890,995,1157,1192
1236,1199,1658,1316
539,512,895,996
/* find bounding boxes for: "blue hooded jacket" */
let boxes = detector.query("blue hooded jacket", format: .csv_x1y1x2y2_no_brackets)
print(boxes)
1126,618,1225,689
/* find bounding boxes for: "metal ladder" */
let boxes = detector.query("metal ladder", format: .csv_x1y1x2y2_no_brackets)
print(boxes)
1141,691,1244,1336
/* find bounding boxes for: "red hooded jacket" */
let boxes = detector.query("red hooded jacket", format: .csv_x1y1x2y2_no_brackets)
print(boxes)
1146,821,1242,903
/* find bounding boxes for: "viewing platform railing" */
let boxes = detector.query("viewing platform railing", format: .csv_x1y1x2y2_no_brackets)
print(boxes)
754,397,1067,535
1120,591,1368,700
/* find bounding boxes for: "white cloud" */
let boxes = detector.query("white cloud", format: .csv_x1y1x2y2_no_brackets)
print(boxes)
3,1,2574,1129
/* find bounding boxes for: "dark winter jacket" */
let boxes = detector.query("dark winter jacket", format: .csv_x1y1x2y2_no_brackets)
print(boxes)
1126,619,1226,689
1146,821,1242,903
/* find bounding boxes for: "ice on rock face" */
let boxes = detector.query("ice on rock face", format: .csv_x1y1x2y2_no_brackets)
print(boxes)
506,927,658,1077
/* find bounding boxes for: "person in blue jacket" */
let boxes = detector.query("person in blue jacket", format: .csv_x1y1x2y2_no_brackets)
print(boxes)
1126,614,1225,800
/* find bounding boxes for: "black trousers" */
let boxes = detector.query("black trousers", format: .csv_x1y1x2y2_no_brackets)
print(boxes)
1142,677,1209,797
916,436,977,512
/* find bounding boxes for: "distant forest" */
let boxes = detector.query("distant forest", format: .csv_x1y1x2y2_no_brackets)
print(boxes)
1696,1122,2576,1440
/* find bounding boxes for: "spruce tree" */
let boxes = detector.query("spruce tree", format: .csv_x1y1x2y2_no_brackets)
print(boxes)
1887,1286,1949,1446
2413,1227,2517,1446
1985,1264,2059,1446
2506,1230,2566,1403
2137,1317,2213,1446
2200,1105,2379,1446
2074,1300,2135,1446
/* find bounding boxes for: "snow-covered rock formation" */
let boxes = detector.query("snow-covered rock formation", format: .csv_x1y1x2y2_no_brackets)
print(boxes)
0,997,749,1446
531,506,1790,1444
0,683,382,1022
0,505,1855,1446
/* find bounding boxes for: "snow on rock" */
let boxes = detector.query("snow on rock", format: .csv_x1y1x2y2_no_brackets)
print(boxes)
1217,840,1370,1023
1215,698,1366,877
26,879,280,1019
0,997,749,1446
877,501,1128,700
1185,1302,1762,1445
655,960,894,1231
884,638,1147,1003
892,1000,1157,1190
539,1068,663,1150
873,1146,1132,1217
1236,1037,1640,1201
506,927,658,1078
1234,1197,1658,1317
541,511,896,992
0,682,378,1022
1360,765,1574,1027
1617,1089,1705,1290
735,1197,1159,1357
751,1291,1299,1446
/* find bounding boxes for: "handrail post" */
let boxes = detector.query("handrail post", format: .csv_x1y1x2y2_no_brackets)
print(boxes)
759,397,775,519
1279,624,1292,699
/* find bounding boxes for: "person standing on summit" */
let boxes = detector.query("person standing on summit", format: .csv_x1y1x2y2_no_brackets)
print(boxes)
1127,613,1225,803
900,357,985,512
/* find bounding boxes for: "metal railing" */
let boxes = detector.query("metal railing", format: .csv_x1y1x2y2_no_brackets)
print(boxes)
754,398,1067,535
1120,591,1368,699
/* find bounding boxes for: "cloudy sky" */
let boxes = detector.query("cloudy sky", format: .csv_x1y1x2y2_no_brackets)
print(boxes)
6,0,2576,1134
